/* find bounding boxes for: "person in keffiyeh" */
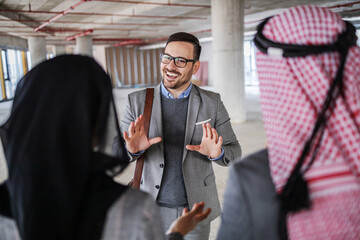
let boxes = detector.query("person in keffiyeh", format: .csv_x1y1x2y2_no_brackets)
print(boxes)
257,5,360,239
218,5,360,240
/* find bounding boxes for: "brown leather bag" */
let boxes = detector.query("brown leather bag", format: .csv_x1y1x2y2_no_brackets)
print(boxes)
128,88,154,189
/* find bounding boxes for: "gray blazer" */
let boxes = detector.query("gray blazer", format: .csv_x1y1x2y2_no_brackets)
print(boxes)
120,84,242,225
217,149,280,240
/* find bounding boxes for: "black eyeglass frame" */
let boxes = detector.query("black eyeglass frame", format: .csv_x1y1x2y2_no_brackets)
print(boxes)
160,53,198,68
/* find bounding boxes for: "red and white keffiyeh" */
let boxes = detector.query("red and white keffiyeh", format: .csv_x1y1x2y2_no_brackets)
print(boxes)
256,5,360,239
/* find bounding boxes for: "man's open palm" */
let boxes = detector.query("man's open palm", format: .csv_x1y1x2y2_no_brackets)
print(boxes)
186,122,222,159
123,115,162,154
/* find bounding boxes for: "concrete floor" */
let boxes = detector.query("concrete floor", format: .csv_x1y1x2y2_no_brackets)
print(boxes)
0,85,266,240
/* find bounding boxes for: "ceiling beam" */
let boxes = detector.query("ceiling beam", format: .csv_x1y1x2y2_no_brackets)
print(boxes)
0,9,207,20
34,0,86,32
0,18,178,27
0,3,54,36
89,0,211,8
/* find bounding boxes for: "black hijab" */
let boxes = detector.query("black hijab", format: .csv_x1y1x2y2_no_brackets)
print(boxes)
0,55,129,240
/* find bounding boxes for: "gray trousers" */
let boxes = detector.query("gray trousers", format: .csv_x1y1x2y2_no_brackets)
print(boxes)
158,205,210,240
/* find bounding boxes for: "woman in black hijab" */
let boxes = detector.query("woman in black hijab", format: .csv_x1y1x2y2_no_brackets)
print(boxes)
0,55,210,240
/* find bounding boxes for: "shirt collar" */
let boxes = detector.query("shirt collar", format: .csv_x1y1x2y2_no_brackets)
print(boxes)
160,81,192,99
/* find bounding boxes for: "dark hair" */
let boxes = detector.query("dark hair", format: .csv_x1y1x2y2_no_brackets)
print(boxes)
165,32,202,60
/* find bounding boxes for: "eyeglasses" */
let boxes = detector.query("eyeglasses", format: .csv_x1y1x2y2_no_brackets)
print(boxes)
160,53,198,68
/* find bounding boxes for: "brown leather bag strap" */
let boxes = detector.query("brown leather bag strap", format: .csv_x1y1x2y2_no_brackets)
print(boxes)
132,88,154,189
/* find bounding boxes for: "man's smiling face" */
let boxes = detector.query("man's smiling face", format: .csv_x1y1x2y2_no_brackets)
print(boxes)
161,41,199,93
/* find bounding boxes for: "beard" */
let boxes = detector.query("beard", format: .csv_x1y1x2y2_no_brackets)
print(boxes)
162,67,193,90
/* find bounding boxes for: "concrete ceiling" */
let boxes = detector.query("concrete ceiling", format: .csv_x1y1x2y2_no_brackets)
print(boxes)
1,0,360,47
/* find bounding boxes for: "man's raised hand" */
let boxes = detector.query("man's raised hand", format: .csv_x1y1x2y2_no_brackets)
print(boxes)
123,114,162,154
186,122,223,159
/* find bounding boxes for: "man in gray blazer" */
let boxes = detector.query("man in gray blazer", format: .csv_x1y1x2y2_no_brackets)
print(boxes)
120,32,242,240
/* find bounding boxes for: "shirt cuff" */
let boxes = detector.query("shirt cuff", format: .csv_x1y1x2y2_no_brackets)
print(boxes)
166,232,183,240
129,150,145,157
208,147,224,161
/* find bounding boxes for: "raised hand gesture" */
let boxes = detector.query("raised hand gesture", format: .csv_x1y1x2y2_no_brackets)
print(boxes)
166,202,211,237
123,114,162,154
186,122,223,159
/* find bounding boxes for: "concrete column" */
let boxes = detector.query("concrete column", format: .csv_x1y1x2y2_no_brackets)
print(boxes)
28,36,46,68
54,45,66,56
76,36,93,57
211,0,245,123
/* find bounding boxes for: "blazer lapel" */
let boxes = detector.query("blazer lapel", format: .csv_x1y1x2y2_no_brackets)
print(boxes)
182,86,200,162
150,85,164,155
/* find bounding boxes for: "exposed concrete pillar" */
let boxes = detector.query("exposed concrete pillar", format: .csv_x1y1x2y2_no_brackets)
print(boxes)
28,36,46,68
211,0,245,123
54,45,66,56
76,36,93,57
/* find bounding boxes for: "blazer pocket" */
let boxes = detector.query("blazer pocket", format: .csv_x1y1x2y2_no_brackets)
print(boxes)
204,173,215,186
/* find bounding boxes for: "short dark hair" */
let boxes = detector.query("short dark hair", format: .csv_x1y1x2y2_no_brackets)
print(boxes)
165,32,202,60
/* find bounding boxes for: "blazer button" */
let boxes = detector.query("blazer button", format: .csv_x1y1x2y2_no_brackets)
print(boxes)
155,185,160,189
160,163,164,168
